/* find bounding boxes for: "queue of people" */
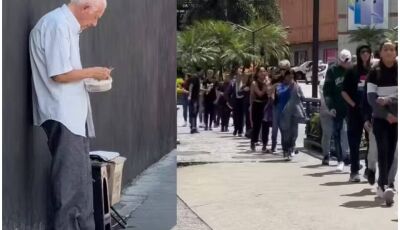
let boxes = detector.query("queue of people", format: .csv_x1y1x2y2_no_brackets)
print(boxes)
179,59,306,161
177,39,398,206
321,40,398,206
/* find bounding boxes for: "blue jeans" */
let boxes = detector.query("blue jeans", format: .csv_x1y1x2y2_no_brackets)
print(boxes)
333,118,345,162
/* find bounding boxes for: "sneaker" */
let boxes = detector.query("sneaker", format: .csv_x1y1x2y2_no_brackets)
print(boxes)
343,156,350,166
262,146,267,152
271,145,276,153
182,122,187,127
383,187,395,206
190,129,196,134
349,173,361,182
389,183,396,192
238,133,243,137
363,169,368,180
376,186,384,198
233,130,237,136
199,123,204,128
284,152,291,161
367,169,376,185
209,127,213,131
336,162,344,172
205,127,208,131
250,143,256,151
322,157,329,166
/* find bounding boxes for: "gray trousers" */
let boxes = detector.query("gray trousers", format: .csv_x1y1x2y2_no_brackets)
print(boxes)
42,120,95,230
279,115,299,152
320,113,349,161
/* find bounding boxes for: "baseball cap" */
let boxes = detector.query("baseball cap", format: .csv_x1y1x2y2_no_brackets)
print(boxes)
338,49,352,63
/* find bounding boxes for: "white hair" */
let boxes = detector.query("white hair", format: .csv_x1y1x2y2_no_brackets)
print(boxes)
278,59,291,70
70,0,107,8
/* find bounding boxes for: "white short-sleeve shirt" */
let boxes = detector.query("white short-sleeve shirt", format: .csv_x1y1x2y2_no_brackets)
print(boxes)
29,4,95,137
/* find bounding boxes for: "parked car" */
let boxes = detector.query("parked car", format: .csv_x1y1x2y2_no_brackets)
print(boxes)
292,61,312,81
305,62,329,84
293,61,329,84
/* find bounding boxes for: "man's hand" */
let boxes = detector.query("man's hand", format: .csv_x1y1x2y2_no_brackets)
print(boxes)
387,113,398,124
243,86,250,92
329,109,336,117
89,67,112,81
364,121,372,132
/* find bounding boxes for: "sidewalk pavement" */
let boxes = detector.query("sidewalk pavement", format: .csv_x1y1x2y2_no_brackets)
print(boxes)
177,106,398,230
113,151,176,230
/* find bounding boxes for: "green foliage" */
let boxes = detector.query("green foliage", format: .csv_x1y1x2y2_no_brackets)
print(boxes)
180,0,281,28
384,27,398,43
177,19,289,75
253,0,281,24
349,26,385,51
243,19,290,64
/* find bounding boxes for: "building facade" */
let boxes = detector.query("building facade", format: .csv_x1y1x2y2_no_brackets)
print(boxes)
338,0,398,54
278,0,339,66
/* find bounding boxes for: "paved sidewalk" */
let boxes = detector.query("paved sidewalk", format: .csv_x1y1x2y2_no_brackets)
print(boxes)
113,151,176,230
177,106,398,230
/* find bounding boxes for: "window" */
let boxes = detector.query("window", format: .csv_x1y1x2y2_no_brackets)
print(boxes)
324,48,338,63
294,50,308,66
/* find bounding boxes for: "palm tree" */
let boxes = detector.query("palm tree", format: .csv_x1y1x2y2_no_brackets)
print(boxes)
177,19,288,78
240,20,290,66
221,33,258,69
384,27,398,42
177,27,219,73
349,26,385,50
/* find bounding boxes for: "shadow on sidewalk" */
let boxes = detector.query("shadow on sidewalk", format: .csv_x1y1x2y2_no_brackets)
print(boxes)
304,170,348,178
340,197,386,209
320,181,368,186
301,164,336,169
341,188,375,197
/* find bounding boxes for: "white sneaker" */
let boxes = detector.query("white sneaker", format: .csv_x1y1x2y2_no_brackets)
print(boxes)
376,186,384,198
199,123,205,128
383,187,395,205
336,162,344,172
182,122,187,127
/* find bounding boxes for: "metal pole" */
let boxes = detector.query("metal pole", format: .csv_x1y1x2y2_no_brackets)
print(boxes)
312,0,319,98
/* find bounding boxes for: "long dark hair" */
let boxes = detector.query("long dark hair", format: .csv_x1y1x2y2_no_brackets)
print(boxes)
283,69,296,84
253,66,266,88
356,44,371,72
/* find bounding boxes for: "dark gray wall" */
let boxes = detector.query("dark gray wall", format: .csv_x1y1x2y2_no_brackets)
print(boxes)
3,0,177,228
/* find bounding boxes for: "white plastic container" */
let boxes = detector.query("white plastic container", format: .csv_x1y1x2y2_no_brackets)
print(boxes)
84,77,113,92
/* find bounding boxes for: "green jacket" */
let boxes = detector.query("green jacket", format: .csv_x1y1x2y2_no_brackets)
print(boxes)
322,64,348,119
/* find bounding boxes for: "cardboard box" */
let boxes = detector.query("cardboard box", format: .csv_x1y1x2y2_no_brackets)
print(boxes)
106,156,126,206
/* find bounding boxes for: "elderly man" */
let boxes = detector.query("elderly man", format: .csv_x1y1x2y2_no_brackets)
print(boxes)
29,0,111,228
